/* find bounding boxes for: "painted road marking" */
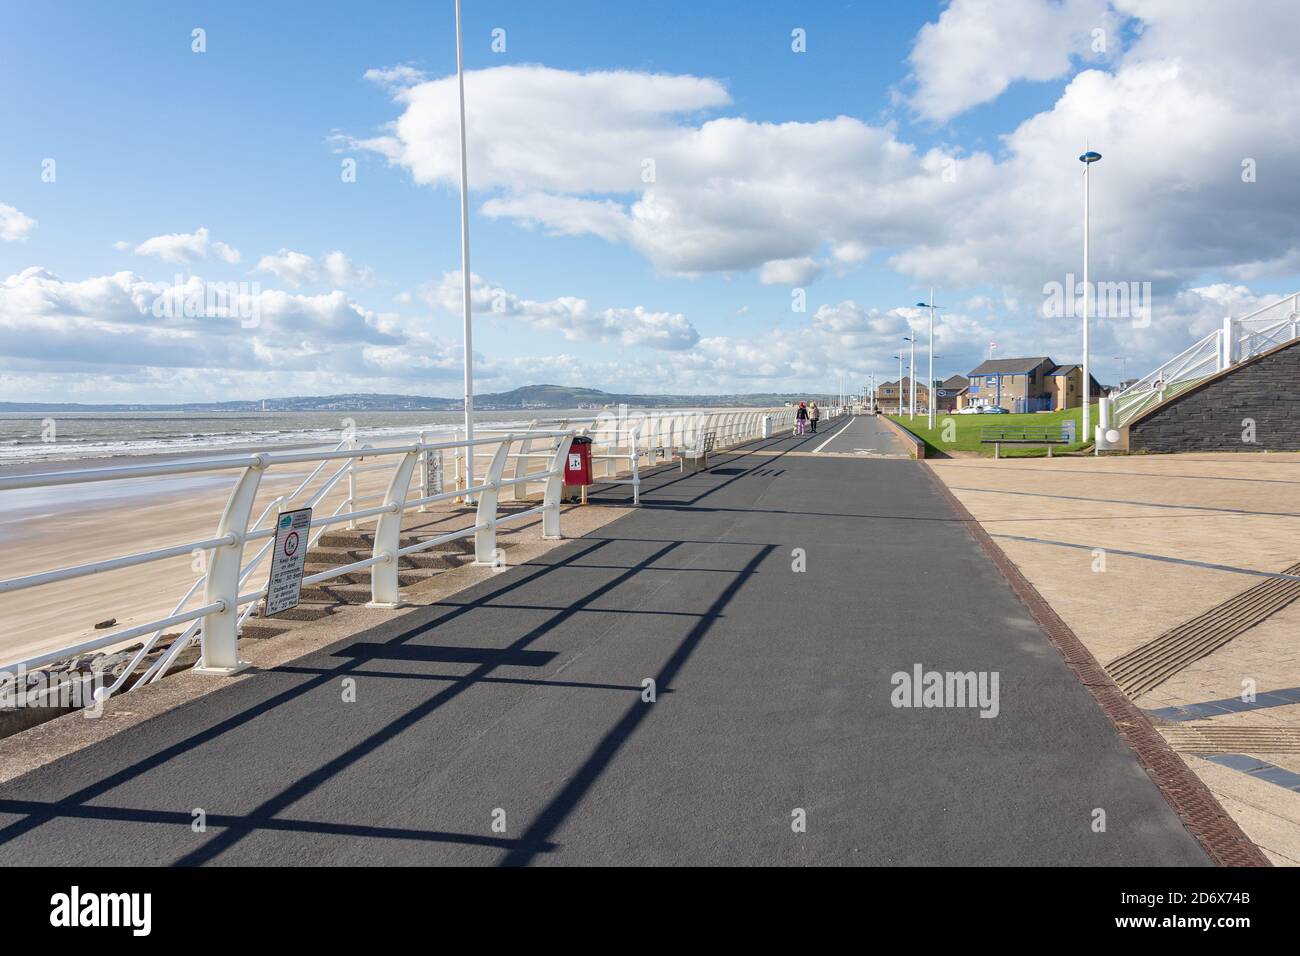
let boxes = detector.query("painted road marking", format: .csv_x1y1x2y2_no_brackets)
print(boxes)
811,416,856,453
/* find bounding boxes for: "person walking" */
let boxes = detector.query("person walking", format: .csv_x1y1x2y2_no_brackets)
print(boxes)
795,401,809,435
808,401,820,433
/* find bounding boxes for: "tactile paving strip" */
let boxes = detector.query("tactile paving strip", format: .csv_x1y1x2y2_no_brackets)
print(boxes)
1108,562,1300,697
1163,725,1300,754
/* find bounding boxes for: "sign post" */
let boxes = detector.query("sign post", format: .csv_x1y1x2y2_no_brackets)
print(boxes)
264,507,312,617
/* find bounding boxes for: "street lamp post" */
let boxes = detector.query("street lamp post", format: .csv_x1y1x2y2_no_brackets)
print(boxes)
904,335,916,419
1080,148,1102,447
893,354,903,415
916,290,943,430
455,0,476,496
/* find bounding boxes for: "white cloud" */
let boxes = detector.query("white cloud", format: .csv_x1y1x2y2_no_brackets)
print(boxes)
128,227,241,265
907,0,1121,122
0,203,36,242
345,1,1300,374
0,267,398,376
891,0,1300,300
348,65,959,276
363,64,429,89
831,241,870,265
432,271,699,350
253,249,372,288
759,257,823,286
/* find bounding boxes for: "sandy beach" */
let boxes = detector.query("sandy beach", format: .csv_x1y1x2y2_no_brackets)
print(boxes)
0,436,558,669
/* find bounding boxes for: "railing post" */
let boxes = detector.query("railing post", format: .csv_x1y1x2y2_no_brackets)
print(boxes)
1221,315,1234,369
367,449,419,608
453,427,464,501
474,437,512,565
542,434,575,539
196,456,267,676
347,437,359,530
629,426,641,505
417,430,429,513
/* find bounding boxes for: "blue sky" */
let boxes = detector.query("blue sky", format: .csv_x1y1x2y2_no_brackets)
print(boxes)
2,0,1298,403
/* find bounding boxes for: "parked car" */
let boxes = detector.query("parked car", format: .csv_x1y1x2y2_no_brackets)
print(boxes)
980,405,1010,414
956,406,983,414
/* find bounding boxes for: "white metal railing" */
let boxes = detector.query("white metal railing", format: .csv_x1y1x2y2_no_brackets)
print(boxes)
0,431,577,698
0,403,837,702
470,406,802,504
1111,293,1299,430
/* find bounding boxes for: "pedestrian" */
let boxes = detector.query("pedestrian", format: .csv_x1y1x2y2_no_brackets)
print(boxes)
809,401,820,433
795,401,809,435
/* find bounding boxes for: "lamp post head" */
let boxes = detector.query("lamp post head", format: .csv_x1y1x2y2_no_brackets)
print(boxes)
1079,150,1102,164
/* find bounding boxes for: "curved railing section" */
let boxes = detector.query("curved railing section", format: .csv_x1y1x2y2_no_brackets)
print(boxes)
1111,293,1299,431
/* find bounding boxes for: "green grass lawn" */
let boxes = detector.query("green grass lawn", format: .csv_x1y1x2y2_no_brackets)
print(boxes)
887,404,1098,457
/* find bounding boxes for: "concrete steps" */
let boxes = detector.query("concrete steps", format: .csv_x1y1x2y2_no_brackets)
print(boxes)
238,601,341,639
238,514,522,628
315,529,474,552
303,545,461,571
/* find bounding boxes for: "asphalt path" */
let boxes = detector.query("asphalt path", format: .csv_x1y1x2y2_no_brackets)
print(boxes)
0,416,1208,865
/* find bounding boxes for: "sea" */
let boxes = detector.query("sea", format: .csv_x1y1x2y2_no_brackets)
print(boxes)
0,405,760,468
0,409,596,467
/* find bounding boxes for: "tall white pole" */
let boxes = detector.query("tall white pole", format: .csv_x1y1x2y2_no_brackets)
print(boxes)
927,288,936,431
455,0,475,494
897,354,903,415
909,336,916,420
1081,152,1094,446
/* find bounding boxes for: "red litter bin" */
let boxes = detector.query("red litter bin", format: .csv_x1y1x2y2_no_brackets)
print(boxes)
563,436,594,501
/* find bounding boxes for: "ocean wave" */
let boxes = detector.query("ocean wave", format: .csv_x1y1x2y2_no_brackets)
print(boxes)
0,417,552,465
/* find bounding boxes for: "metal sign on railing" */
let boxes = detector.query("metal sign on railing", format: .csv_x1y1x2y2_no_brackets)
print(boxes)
426,450,444,496
264,507,312,617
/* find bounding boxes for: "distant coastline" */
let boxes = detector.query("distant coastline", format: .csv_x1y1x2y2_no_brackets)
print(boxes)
0,384,828,414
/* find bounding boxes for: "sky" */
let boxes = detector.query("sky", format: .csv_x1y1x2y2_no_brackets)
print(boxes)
2,0,1299,403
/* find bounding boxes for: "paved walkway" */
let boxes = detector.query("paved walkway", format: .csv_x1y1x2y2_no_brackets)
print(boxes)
927,452,1300,865
760,413,914,457
0,420,1209,865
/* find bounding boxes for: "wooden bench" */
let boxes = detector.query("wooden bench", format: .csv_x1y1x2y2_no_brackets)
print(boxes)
681,431,717,473
980,425,1071,459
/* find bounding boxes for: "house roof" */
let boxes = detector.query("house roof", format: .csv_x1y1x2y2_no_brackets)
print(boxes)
877,376,929,389
968,357,1052,376
941,374,969,389
1048,364,1080,376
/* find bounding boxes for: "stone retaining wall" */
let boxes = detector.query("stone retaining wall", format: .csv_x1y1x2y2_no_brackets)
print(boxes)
1126,339,1300,453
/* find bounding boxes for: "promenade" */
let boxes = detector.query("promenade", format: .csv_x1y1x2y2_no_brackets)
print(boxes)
0,420,1215,865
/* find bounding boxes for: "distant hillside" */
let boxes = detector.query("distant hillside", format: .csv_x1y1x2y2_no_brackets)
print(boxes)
0,385,834,413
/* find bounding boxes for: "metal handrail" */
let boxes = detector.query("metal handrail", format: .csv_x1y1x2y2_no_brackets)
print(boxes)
0,407,806,698
0,430,579,687
1110,293,1299,430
